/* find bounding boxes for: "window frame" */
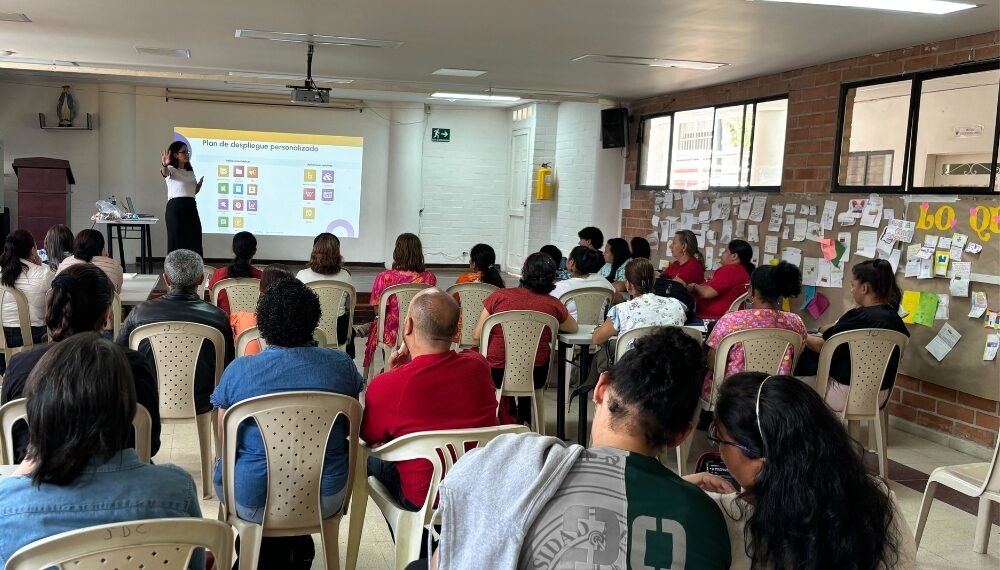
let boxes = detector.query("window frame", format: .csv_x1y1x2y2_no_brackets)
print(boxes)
635,94,788,193
832,61,1000,195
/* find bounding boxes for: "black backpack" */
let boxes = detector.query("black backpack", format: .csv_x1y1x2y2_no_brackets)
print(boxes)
653,275,696,317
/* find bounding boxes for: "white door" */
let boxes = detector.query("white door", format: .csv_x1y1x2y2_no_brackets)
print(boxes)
505,129,531,271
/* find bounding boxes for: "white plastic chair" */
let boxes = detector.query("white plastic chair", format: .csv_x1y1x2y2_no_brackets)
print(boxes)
111,290,122,339
346,425,530,570
0,285,34,364
210,277,262,314
815,329,909,479
5,517,234,570
479,310,558,435
364,283,431,381
1,398,154,464
726,291,751,313
705,328,804,411
198,265,217,299
218,391,363,570
129,321,225,498
446,282,499,348
235,326,267,357
559,286,613,326
307,280,357,350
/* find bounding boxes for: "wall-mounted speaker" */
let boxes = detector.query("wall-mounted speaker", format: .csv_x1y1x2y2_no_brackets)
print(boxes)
601,108,628,149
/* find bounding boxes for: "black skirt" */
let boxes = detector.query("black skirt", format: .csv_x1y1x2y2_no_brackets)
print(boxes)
165,197,203,256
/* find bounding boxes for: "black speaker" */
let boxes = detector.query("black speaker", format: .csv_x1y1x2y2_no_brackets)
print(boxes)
601,108,628,149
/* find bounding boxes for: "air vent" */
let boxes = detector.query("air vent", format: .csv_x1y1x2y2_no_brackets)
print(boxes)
135,47,191,58
573,54,727,70
235,29,403,49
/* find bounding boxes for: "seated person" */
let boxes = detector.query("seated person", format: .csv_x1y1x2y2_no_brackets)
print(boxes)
794,259,909,411
56,229,123,291
42,224,74,271
684,373,917,570
118,249,235,417
629,236,652,260
539,244,568,281
0,333,202,568
452,243,505,343
231,264,294,356
549,245,614,321
577,226,604,250
592,258,687,346
2,264,160,463
598,237,630,282
208,231,262,315
703,261,807,401
662,230,705,285
429,328,731,569
362,288,499,511
212,279,364,523
0,230,54,370
689,239,753,321
296,232,354,355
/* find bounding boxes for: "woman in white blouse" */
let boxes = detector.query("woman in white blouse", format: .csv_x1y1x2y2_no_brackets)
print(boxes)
296,232,354,355
160,142,204,256
56,229,124,292
0,229,54,369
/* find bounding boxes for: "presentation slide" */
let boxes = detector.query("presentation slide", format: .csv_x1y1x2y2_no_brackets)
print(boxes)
173,127,363,238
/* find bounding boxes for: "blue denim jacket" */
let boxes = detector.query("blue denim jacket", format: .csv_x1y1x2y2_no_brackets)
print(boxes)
0,449,204,568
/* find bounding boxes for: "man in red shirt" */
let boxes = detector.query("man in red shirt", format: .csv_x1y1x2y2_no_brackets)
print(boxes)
362,288,499,511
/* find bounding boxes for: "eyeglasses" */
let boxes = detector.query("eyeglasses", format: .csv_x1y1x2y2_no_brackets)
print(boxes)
707,422,755,455
176,149,189,155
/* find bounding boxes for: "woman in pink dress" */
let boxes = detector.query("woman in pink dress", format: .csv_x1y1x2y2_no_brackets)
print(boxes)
363,233,437,367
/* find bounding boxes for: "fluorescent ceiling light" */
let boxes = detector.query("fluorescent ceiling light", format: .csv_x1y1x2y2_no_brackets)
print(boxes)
135,47,191,58
0,51,14,57
228,71,354,84
432,68,487,77
235,29,403,48
573,54,728,70
0,55,77,66
749,0,977,14
431,92,520,102
0,13,30,22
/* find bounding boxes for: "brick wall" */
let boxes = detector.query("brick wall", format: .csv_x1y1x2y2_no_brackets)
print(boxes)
621,29,1000,450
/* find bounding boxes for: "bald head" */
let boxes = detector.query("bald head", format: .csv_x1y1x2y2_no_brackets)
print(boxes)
407,287,460,344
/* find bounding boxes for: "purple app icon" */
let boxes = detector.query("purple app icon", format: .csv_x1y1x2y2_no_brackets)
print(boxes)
218,199,229,210
322,189,334,201
248,200,258,212
322,170,335,183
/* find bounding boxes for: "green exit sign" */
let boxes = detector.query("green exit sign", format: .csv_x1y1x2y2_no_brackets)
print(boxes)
431,128,451,142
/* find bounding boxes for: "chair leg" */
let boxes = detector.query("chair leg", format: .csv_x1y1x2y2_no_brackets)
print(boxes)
676,432,696,476
195,413,214,500
974,497,995,554
346,465,369,570
534,390,546,436
393,515,424,570
235,522,263,570
873,416,888,479
914,480,939,548
321,515,342,570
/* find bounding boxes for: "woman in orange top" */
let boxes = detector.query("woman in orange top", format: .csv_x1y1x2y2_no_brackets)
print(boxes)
453,244,506,342
231,264,295,356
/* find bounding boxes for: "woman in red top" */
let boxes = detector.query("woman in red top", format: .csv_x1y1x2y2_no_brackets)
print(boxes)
473,252,578,425
663,230,705,286
689,239,754,321
208,231,262,315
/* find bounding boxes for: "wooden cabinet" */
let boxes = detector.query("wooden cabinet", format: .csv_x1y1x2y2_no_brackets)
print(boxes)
12,157,74,246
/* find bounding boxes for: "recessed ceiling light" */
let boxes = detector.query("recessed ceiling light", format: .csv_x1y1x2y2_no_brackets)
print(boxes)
431,92,520,102
573,54,728,70
432,68,488,78
135,47,191,58
0,13,30,23
747,0,977,14
0,55,77,66
235,29,403,49
228,71,354,84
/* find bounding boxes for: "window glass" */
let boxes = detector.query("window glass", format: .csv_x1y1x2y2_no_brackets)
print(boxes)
749,99,788,187
837,80,910,187
639,115,672,187
670,108,715,190
710,104,751,188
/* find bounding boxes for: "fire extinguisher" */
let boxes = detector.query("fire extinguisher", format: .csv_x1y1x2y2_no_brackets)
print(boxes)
534,162,553,200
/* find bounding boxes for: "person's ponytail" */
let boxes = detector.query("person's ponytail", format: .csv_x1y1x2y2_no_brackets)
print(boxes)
469,243,505,288
228,231,257,278
0,230,35,287
46,264,113,341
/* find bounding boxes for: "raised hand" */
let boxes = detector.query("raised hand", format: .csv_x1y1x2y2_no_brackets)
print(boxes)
161,149,171,166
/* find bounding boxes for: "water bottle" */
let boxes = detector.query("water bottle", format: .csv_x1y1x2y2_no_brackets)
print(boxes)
110,195,117,206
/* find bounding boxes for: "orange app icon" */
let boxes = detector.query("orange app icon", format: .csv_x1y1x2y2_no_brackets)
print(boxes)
247,166,258,178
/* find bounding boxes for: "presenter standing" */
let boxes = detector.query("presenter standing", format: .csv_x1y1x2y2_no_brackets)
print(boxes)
160,141,204,256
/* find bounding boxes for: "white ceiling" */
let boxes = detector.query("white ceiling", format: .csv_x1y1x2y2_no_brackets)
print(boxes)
0,0,997,102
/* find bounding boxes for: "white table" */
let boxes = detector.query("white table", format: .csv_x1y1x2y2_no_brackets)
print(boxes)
95,219,158,274
120,274,161,306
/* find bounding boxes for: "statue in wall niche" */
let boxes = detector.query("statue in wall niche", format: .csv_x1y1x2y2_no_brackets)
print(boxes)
56,85,77,127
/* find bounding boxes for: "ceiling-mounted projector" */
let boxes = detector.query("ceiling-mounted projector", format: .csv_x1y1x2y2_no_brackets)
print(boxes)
288,44,334,105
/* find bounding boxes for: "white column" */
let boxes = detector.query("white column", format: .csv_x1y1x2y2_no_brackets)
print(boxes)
98,84,136,202
383,102,425,264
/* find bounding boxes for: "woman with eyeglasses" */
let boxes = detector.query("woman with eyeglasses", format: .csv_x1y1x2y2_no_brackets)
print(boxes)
685,372,917,570
794,259,909,412
160,141,204,256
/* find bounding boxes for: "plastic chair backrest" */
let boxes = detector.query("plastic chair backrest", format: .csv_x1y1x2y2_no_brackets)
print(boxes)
235,326,266,357
369,425,529,525
132,404,153,464
0,285,33,358
306,280,356,349
5,517,234,570
128,322,225,421
726,292,751,314
446,282,499,347
198,266,216,299
377,283,431,351
112,291,122,339
559,287,613,326
710,328,803,406
614,325,702,361
815,329,908,418
479,310,558,396
220,391,363,531
210,277,261,313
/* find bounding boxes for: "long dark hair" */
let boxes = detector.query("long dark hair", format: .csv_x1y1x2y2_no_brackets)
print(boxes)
166,141,193,171
72,229,105,262
470,243,505,289
1,229,37,287
568,245,604,275
715,373,899,569
853,259,903,309
25,333,136,486
519,252,557,295
47,264,114,341
260,263,294,292
629,237,651,260
750,261,802,304
308,233,344,275
728,239,755,275
228,231,257,278
44,225,74,267
606,238,631,282
392,233,425,273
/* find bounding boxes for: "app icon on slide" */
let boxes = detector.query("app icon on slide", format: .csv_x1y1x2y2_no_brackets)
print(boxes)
304,169,317,182
247,166,258,178
233,184,244,195
218,183,229,194
303,188,316,200
217,165,230,177
233,165,245,177
322,170,335,183
218,216,229,228
247,184,258,195
233,217,244,229
233,199,244,211
248,200,258,212
218,199,229,210
322,189,334,201
303,207,315,220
